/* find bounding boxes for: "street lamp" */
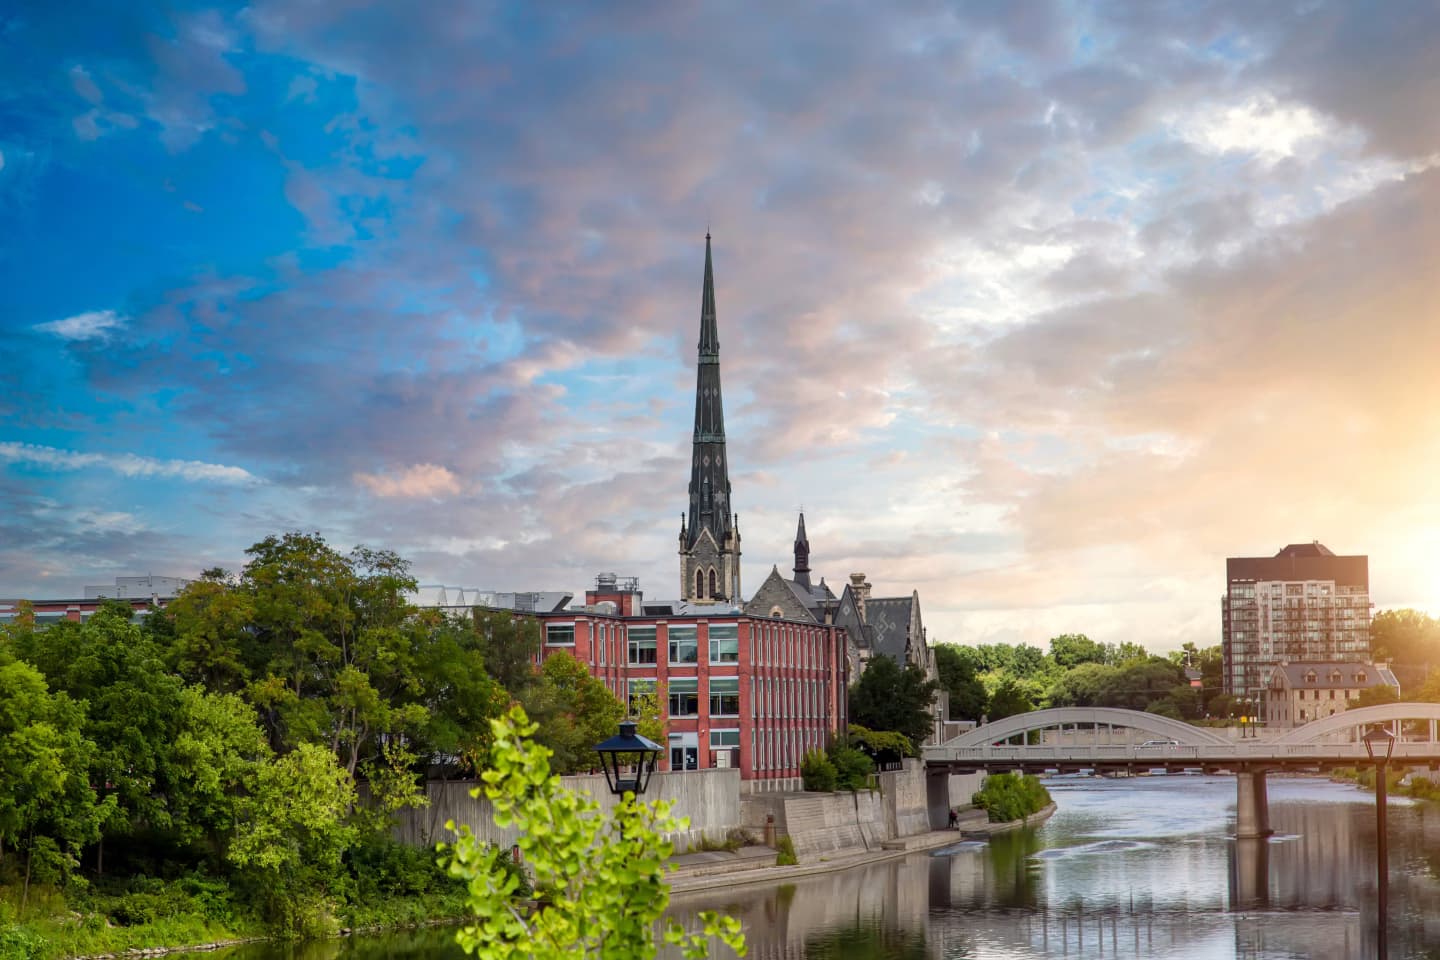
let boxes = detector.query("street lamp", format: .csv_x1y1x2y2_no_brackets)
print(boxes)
1363,724,1396,951
595,720,664,797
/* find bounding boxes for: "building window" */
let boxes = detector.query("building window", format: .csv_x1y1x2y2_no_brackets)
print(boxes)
709,676,740,717
545,623,575,646
695,569,704,598
669,678,699,717
628,626,658,665
709,624,739,663
668,625,698,664
709,568,718,598
711,729,740,748
1305,671,1317,684
627,679,656,713
1356,671,1367,683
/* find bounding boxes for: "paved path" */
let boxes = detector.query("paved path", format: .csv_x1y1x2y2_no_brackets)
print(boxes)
667,828,979,896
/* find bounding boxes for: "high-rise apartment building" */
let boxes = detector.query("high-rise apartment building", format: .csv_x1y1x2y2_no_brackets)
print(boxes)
1221,542,1371,698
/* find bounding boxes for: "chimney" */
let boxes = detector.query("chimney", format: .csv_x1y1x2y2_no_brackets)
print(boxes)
849,573,871,623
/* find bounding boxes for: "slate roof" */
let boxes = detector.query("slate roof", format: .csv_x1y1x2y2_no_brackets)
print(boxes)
1268,661,1398,691
865,597,914,663
784,576,835,612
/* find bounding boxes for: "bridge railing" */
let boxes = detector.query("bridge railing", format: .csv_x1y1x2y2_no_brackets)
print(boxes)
926,741,1440,765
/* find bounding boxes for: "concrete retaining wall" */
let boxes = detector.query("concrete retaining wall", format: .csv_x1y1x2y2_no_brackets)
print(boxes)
739,764,977,858
396,768,742,851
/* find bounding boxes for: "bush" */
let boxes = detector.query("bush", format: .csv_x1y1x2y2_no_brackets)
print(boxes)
971,773,1052,823
774,835,797,867
801,749,838,792
828,743,874,791
0,924,46,960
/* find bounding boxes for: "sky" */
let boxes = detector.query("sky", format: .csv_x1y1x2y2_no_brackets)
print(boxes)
2,1,1438,652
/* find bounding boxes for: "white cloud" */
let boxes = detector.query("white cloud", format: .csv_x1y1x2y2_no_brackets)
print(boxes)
0,442,259,484
354,463,463,498
34,309,127,342
1169,94,1329,162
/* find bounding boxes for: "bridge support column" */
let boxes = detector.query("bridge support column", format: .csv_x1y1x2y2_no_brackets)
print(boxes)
1235,770,1272,839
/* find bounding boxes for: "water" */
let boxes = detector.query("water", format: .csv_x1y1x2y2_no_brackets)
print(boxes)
219,775,1440,959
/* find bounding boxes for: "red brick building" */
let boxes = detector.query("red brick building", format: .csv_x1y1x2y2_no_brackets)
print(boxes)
532,576,847,790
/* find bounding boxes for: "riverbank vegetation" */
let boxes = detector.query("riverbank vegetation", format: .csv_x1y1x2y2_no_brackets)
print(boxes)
971,774,1052,823
0,531,634,956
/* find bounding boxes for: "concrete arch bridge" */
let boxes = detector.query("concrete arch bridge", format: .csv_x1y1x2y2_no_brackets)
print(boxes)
923,705,1440,838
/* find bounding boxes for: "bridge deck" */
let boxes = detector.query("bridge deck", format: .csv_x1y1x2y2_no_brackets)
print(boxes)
924,742,1440,775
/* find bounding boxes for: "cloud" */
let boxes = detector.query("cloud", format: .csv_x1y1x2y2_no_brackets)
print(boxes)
0,442,259,484
354,463,463,498
34,309,127,341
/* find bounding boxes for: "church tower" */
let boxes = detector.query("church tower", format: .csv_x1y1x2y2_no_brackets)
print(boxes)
793,512,811,591
679,234,742,602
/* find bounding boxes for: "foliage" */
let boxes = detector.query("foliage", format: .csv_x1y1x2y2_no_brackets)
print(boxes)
229,742,358,937
524,651,626,776
1370,608,1440,675
800,750,837,792
774,835,797,867
932,645,987,721
444,706,745,960
168,686,272,845
1353,683,1401,708
629,681,667,747
0,650,104,881
827,742,874,791
971,773,1052,824
845,724,912,761
984,677,1035,722
1048,634,1109,669
848,655,938,750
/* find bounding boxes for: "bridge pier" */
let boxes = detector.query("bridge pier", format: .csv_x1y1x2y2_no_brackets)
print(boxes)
1235,769,1272,839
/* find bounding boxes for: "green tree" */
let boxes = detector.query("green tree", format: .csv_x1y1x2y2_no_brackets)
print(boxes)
1354,683,1401,708
231,532,429,776
409,609,511,775
16,606,185,849
848,656,938,752
1371,609,1440,690
162,568,255,693
985,677,1035,721
169,686,273,846
0,651,104,882
444,706,745,960
629,680,667,746
524,651,626,775
1048,634,1108,669
1046,662,1122,707
932,644,988,721
229,742,358,936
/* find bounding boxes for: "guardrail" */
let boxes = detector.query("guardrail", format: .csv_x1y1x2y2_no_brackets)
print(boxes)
924,741,1440,765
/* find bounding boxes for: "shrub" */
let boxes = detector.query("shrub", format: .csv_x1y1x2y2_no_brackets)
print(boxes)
801,749,838,792
774,835,798,867
828,743,874,791
971,773,1052,824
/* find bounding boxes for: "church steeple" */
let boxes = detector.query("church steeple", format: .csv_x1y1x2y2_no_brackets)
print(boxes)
793,512,811,591
680,234,741,602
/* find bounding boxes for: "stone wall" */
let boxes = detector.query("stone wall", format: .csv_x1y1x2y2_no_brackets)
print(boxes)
739,762,971,858
395,767,742,851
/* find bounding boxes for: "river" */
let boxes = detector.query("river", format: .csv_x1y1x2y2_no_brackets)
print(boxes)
219,774,1440,959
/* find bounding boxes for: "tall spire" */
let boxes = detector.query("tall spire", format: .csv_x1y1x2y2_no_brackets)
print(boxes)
686,233,731,550
793,512,811,590
699,233,719,358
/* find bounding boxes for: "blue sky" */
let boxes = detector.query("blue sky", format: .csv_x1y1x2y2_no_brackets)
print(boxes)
3,1,1439,649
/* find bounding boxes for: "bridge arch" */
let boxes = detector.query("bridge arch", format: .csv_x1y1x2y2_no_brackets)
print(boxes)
944,707,1231,748
1273,702,1440,744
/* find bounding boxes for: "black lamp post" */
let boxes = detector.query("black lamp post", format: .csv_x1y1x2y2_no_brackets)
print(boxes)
595,720,664,797
1363,724,1396,952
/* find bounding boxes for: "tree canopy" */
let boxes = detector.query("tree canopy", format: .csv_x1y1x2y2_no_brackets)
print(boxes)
848,655,938,751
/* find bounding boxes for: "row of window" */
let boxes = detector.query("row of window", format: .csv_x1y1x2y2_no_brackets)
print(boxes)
547,620,834,672
754,724,824,772
628,677,740,717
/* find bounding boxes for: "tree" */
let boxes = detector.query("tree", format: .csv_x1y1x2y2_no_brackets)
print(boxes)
229,742,358,936
1048,634,1108,669
16,606,186,849
629,680,667,746
0,651,104,883
1371,609,1440,690
932,644,988,721
162,569,255,693
1354,684,1401,708
848,656,938,752
524,651,625,775
168,686,273,846
985,677,1035,721
445,706,745,960
1046,662,1121,707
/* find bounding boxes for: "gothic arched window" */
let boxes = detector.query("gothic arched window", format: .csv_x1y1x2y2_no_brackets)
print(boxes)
709,568,718,598
696,569,704,598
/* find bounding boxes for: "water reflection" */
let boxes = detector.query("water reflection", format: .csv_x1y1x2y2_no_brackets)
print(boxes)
668,775,1440,959
220,776,1440,960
